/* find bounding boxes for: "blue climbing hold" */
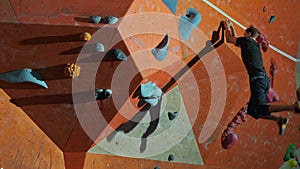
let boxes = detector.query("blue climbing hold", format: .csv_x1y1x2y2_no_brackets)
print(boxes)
268,15,276,23
95,43,105,52
103,16,118,24
151,34,169,61
140,82,162,106
0,68,48,88
162,0,178,14
90,16,102,24
178,8,202,40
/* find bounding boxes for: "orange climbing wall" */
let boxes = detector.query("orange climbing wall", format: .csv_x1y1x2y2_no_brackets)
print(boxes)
0,0,299,169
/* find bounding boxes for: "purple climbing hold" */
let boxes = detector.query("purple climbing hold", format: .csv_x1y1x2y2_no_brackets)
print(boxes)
221,133,238,149
268,15,276,23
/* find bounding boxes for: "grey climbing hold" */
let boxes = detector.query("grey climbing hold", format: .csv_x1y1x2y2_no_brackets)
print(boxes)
178,8,202,40
95,43,105,52
90,16,102,24
168,154,174,161
154,167,160,169
268,15,276,23
103,16,118,24
140,82,162,106
0,68,48,88
151,34,169,61
95,89,112,100
108,49,127,61
168,112,178,120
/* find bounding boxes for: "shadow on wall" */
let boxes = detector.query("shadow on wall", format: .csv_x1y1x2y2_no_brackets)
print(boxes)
19,33,84,45
106,21,225,152
9,90,98,106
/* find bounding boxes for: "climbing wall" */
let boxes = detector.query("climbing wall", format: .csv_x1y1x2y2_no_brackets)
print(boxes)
0,0,299,169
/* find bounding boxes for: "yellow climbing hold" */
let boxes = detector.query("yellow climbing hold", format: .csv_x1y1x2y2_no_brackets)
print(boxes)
287,159,297,168
64,63,81,78
80,32,92,41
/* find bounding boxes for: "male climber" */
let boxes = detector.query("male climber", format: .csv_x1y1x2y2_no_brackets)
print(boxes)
223,20,300,135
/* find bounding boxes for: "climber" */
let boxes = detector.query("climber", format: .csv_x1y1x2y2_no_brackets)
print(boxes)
222,20,300,135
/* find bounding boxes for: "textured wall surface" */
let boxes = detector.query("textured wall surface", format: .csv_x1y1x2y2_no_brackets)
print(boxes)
0,0,299,169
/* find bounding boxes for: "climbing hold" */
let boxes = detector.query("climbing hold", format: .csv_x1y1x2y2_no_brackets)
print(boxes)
263,6,267,12
0,68,48,88
168,154,174,161
178,8,202,40
89,16,102,24
140,82,162,106
267,88,280,103
107,48,127,61
154,167,160,169
95,89,112,100
80,32,92,41
141,82,156,98
64,63,81,78
95,43,105,52
221,133,238,149
268,15,276,23
151,34,169,61
103,16,118,24
288,159,298,169
284,144,297,161
168,112,178,120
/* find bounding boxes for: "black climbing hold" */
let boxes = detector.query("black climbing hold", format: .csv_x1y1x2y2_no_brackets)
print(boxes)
107,49,127,61
168,112,178,120
168,154,174,161
95,89,112,100
154,167,160,169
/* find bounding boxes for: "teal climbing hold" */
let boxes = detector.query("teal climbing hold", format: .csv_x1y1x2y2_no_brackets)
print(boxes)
0,68,48,88
162,0,178,14
95,43,105,52
178,8,202,40
140,82,162,106
103,16,118,24
268,15,276,23
151,34,169,61
90,16,102,24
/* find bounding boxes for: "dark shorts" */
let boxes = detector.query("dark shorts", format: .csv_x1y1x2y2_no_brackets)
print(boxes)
247,75,270,119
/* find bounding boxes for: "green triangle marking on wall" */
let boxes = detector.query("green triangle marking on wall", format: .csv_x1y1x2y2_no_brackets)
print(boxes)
88,86,204,165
